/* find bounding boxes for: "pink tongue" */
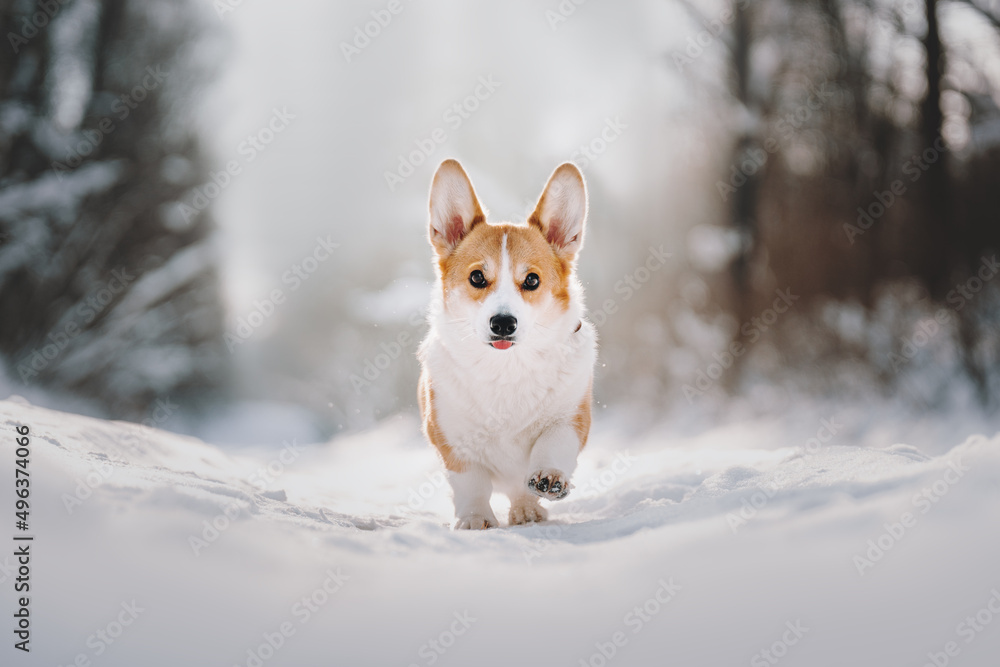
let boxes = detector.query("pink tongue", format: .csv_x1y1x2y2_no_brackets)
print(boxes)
491,340,513,350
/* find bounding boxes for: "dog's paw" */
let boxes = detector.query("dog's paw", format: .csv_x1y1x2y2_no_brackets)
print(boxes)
454,514,499,530
527,469,572,500
509,498,549,525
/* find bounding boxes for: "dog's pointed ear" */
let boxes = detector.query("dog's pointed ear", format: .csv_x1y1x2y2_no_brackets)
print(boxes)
529,162,588,262
428,159,486,258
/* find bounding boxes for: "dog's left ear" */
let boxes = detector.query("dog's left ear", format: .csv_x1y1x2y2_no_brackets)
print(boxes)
529,163,588,262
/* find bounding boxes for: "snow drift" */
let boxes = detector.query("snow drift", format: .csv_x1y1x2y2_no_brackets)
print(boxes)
1,397,998,667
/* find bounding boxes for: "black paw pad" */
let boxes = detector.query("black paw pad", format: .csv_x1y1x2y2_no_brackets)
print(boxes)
527,471,571,500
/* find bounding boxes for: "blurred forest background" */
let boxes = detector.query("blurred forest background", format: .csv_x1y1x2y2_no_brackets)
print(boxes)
1,0,998,444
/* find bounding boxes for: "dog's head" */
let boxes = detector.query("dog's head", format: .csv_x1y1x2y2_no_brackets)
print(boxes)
426,159,588,351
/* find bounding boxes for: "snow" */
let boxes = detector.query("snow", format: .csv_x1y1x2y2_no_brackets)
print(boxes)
2,396,999,667
0,160,122,224
112,241,218,316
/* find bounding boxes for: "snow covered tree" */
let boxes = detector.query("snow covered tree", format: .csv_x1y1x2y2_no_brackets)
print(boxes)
0,0,228,418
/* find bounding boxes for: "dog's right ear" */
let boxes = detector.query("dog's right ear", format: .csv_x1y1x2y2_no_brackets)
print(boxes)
428,159,485,258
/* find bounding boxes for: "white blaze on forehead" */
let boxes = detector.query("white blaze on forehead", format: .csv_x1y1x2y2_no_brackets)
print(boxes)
487,232,520,314
499,233,512,285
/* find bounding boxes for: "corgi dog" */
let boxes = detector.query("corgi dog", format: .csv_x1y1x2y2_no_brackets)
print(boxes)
417,159,597,529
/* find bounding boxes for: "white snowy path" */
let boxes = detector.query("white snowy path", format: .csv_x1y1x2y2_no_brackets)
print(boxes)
1,398,999,667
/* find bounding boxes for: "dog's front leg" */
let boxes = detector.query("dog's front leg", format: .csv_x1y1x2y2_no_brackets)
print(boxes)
526,424,582,500
449,465,499,530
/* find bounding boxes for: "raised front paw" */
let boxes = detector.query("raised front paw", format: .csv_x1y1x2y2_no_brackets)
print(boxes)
454,514,499,530
527,469,572,500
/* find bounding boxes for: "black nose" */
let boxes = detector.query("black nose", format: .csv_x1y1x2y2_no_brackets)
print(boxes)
489,314,517,337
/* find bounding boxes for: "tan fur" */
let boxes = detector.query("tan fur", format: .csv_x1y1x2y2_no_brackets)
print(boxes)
418,371,466,473
573,381,593,450
438,223,572,312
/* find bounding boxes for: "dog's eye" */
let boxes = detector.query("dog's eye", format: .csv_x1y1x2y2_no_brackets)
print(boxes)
469,270,487,288
522,273,540,291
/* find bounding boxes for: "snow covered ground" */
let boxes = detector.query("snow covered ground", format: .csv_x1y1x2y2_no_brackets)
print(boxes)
2,396,999,667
